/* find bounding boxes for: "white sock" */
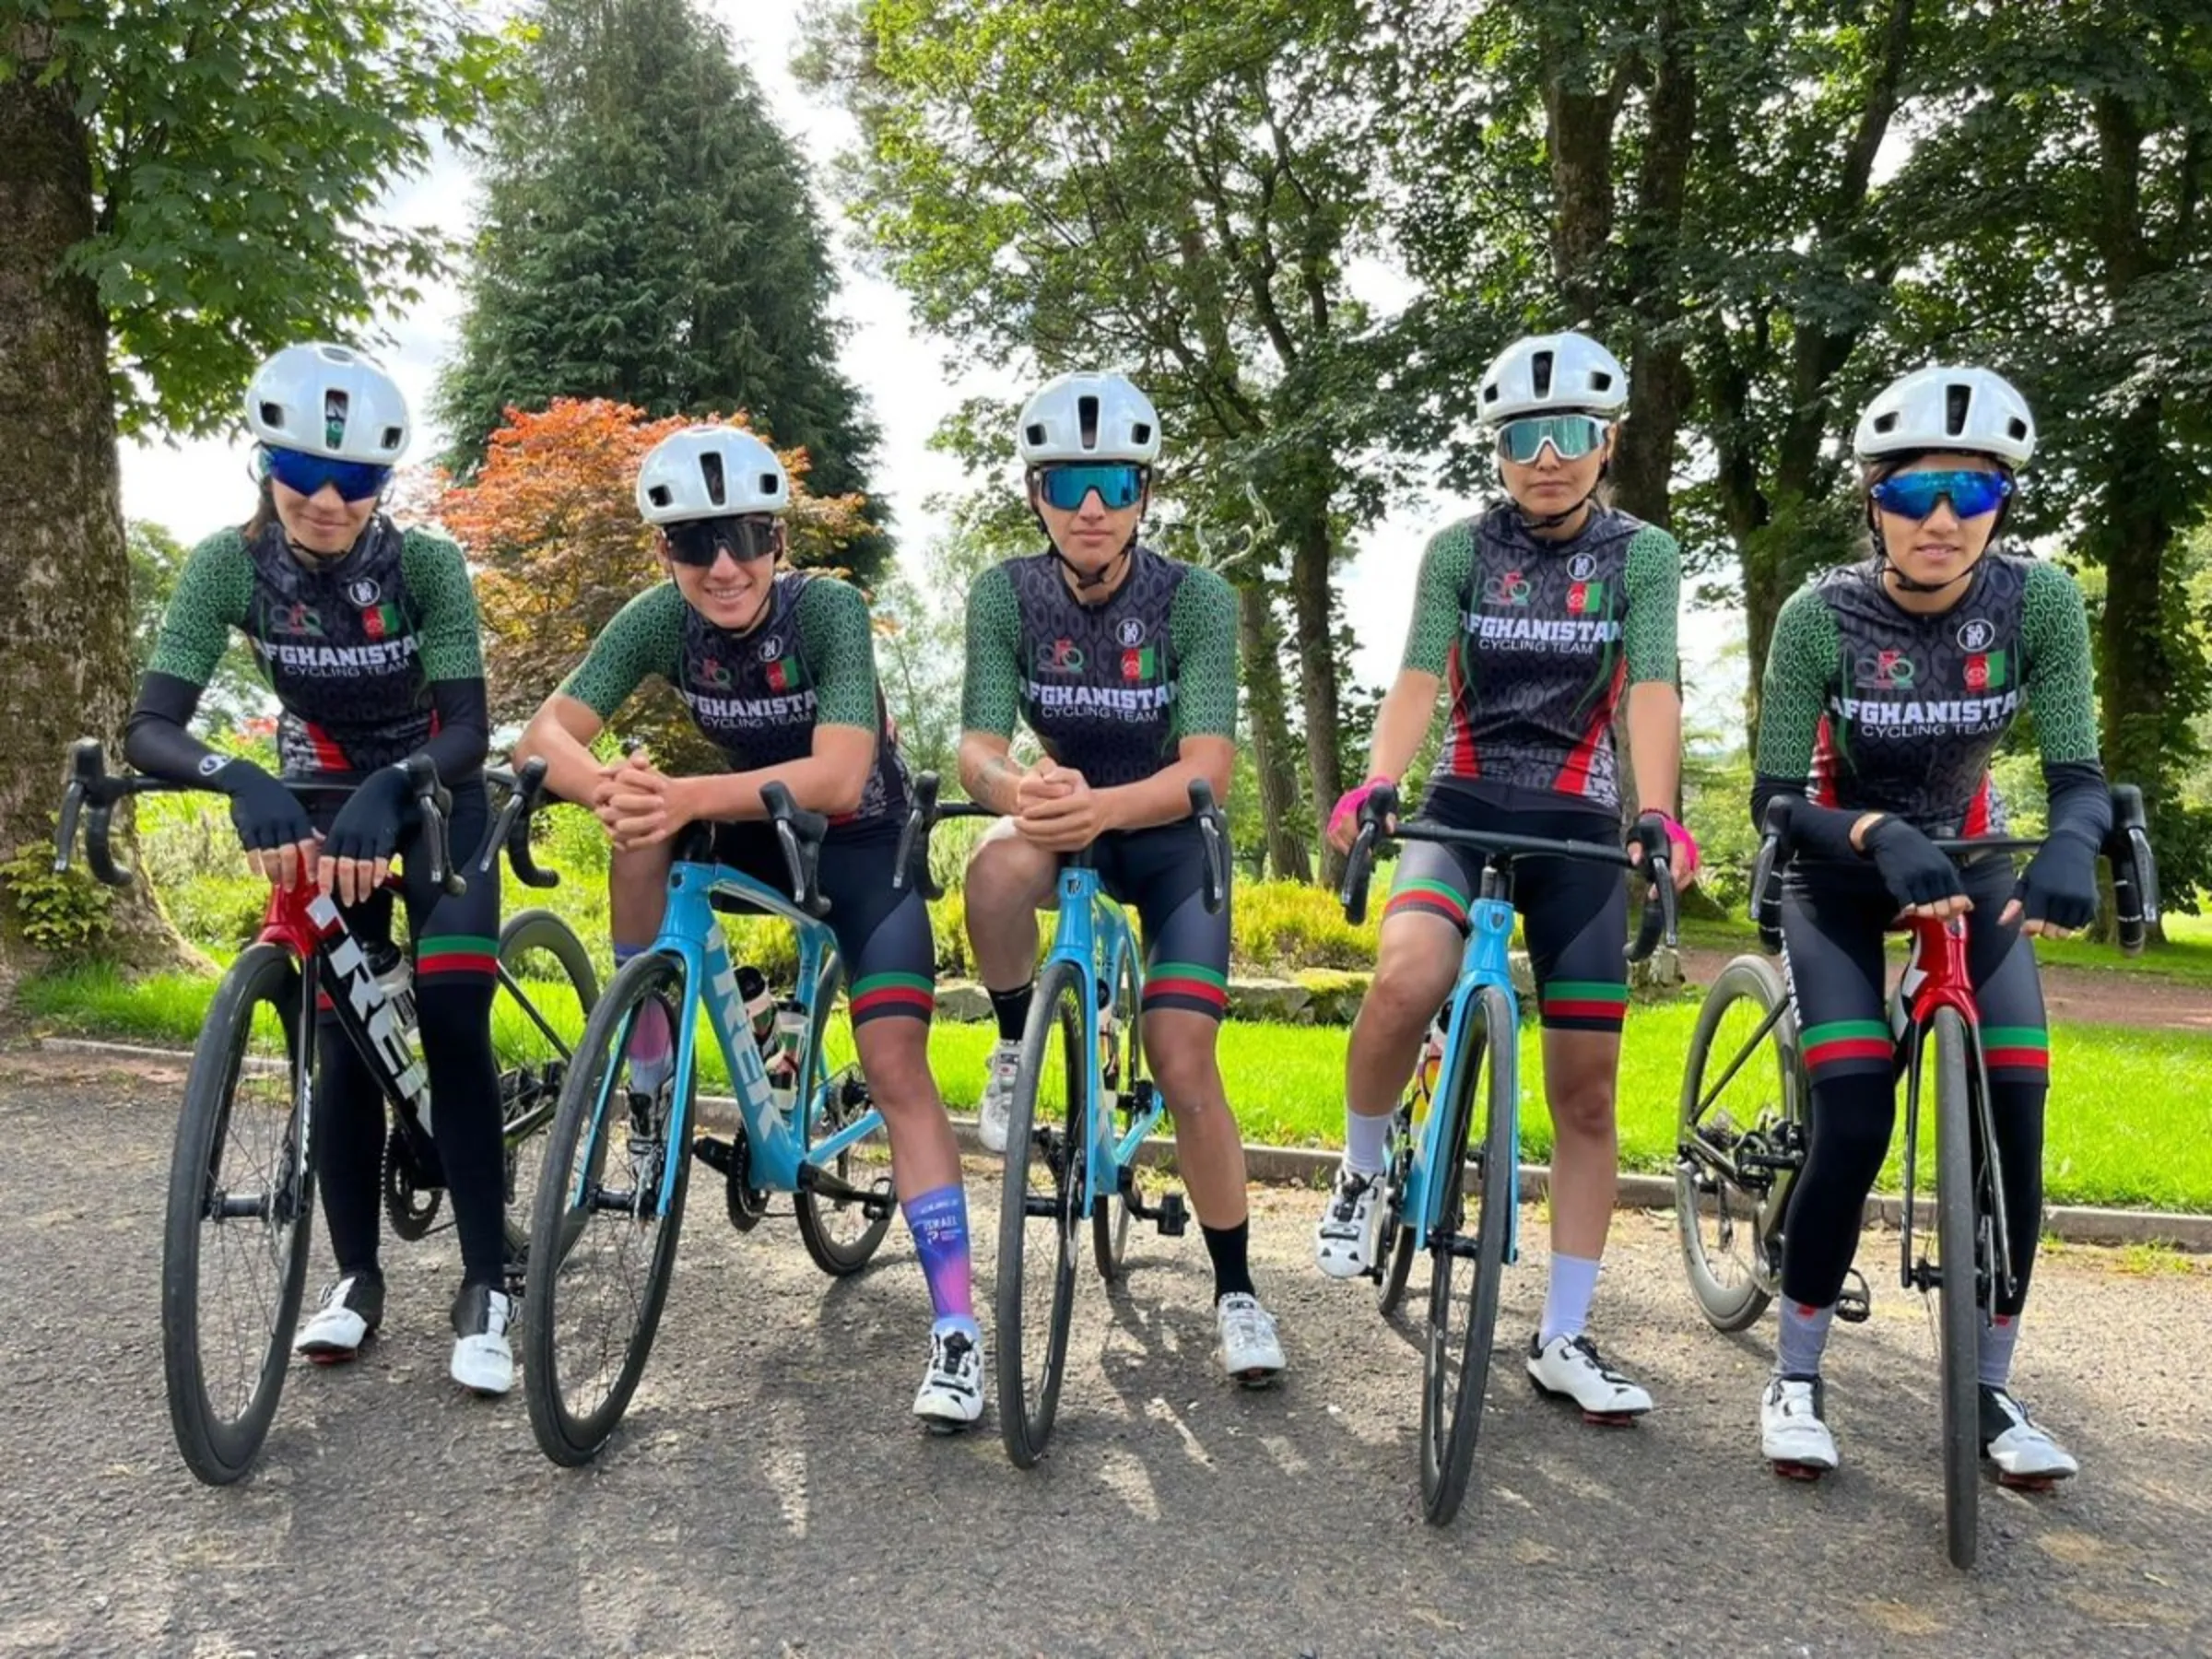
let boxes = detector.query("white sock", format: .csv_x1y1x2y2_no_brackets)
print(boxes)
1539,1253,1601,1346
1978,1310,2021,1390
1344,1109,1393,1177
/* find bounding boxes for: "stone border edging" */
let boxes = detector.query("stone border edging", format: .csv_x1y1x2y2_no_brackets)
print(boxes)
34,1035,2211,1253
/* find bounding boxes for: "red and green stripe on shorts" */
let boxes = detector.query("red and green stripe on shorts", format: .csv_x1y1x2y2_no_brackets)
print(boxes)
1538,979,1628,1031
850,971,935,1027
417,934,497,982
1385,876,1470,931
1982,1025,2050,1077
1801,1018,1893,1077
1143,960,1228,1020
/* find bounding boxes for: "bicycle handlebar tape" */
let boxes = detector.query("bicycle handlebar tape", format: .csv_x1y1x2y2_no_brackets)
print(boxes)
2107,783,2158,956
893,771,943,900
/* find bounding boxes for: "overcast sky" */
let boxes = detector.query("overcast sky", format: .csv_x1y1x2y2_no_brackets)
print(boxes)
116,0,1745,735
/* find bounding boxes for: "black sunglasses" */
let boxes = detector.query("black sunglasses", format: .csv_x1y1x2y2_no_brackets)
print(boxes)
664,515,780,568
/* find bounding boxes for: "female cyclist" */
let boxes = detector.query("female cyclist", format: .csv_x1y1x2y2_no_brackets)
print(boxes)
1751,366,2101,1482
516,425,982,1430
127,343,513,1394
1313,331,1692,1421
959,371,1285,1385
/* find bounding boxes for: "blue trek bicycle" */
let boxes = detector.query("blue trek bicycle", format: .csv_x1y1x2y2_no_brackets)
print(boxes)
1338,784,1676,1524
522,785,897,1466
895,772,1228,1468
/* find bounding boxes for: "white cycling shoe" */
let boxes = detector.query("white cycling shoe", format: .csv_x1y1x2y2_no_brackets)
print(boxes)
1982,1386,2078,1486
1760,1374,1839,1478
1216,1293,1285,1386
913,1326,985,1430
1312,1161,1382,1280
1526,1333,1653,1421
977,1041,1020,1154
449,1283,514,1397
295,1274,384,1363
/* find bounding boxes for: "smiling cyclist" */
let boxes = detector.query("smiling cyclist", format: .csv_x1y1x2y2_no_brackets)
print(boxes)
126,343,515,1394
1750,366,2105,1484
958,371,1285,1385
1314,331,1692,1422
516,425,982,1430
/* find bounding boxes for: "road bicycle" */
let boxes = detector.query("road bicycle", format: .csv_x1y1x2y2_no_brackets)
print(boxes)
1338,784,1676,1524
53,743,597,1486
1674,786,2157,1568
896,772,1227,1468
521,784,900,1466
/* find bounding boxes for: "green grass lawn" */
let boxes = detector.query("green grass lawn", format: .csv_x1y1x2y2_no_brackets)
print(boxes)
1679,907,2212,988
22,961,2212,1212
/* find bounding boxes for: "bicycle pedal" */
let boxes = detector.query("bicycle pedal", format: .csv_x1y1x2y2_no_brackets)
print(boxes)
1836,1270,1873,1324
1771,1459,1828,1483
861,1177,897,1222
1154,1191,1188,1238
1995,1470,2061,1494
1581,1410,1640,1429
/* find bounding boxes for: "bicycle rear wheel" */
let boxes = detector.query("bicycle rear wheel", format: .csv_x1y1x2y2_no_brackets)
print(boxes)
1420,983,1515,1525
161,943,318,1487
1372,1099,1418,1316
495,908,599,1282
1093,942,1144,1282
996,959,1087,1467
524,950,692,1466
795,957,896,1275
1931,1008,1982,1570
1676,955,1799,1332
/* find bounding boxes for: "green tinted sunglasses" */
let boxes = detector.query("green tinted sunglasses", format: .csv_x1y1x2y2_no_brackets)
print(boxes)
1495,415,1609,465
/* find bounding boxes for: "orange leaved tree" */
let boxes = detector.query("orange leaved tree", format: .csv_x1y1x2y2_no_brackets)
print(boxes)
436,398,871,766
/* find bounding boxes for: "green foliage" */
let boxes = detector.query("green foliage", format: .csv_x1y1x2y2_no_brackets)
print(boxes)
0,823,113,956
12,0,514,436
437,0,886,577
128,520,269,728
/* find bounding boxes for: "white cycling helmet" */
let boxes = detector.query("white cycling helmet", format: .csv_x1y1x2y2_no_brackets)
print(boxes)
1853,366,2036,466
1016,371,1162,466
635,426,790,524
245,342,410,464
1477,332,1630,422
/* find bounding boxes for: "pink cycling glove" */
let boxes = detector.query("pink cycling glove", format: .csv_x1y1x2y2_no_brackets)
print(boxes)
1329,777,1394,840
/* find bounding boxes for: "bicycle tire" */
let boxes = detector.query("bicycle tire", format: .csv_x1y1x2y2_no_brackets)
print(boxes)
496,908,601,1277
1675,954,1799,1333
161,943,318,1487
795,954,896,1276
1421,982,1515,1524
1932,1007,1982,1570
996,959,1086,1468
1092,941,1144,1283
523,950,693,1466
1373,1100,1418,1317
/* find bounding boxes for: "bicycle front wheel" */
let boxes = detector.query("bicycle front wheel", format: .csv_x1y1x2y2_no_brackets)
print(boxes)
162,943,318,1487
996,959,1087,1467
1676,954,1799,1332
1931,1008,1983,1570
524,949,692,1466
1420,983,1515,1525
495,908,600,1281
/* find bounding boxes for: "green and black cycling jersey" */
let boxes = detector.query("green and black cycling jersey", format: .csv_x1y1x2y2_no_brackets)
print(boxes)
961,544,1238,788
1402,503,1680,811
1754,553,2100,840
560,571,907,828
135,515,487,781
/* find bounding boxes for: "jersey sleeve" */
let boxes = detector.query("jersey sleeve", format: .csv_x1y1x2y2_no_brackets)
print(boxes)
1400,523,1475,676
146,530,255,688
2021,560,2100,767
960,564,1023,738
1623,524,1682,685
557,583,686,720
399,530,485,682
794,577,880,730
1169,566,1240,741
1753,582,1841,785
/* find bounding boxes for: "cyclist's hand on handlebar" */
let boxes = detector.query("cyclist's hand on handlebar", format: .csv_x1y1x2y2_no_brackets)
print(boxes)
1017,768,1108,852
319,764,413,906
1860,815,1971,919
1327,777,1393,854
605,757,694,849
2000,835,2099,938
1629,810,1700,893
227,765,317,888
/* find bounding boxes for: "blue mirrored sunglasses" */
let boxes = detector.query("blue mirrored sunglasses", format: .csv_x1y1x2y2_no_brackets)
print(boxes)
1495,414,1608,465
263,445,393,502
1036,462,1146,512
1869,469,2012,522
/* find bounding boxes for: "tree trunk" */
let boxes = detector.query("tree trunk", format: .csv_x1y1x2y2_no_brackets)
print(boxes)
1288,505,1346,887
1236,584,1311,884
0,55,179,973
1611,0,1696,528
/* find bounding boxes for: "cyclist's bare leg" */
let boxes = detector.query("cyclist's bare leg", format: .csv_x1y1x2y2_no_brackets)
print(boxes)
1344,912,1461,1119
1145,1009,1245,1228
608,838,677,950
962,818,1059,989
1541,1027,1622,1263
853,1017,961,1199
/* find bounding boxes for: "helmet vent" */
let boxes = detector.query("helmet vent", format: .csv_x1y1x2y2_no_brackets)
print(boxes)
758,472,780,497
1077,394,1100,447
700,452,727,507
323,390,349,449
1024,421,1047,448
1589,369,1616,394
1872,411,1899,435
1130,421,1152,447
647,484,674,508
1945,383,1971,435
380,425,404,451
1530,350,1555,398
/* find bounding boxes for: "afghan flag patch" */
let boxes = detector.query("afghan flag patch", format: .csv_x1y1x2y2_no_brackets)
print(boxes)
764,654,807,693
1123,645,1158,680
1567,580,1605,616
1964,650,2006,691
361,603,403,641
